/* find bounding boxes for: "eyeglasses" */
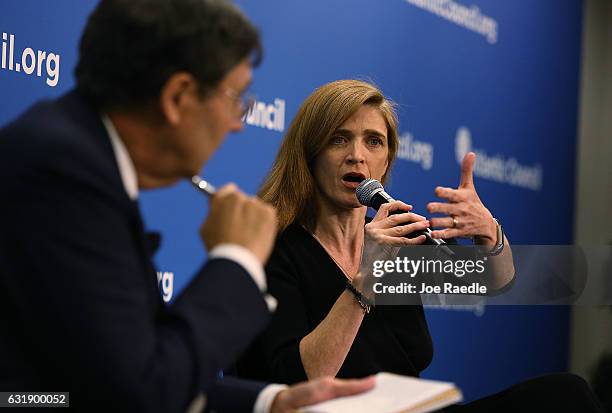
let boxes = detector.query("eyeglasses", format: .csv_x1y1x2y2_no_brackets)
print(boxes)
222,87,256,119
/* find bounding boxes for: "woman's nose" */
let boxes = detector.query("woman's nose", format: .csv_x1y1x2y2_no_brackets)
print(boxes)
346,141,366,164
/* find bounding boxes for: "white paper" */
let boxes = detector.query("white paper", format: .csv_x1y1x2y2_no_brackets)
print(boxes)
302,372,462,413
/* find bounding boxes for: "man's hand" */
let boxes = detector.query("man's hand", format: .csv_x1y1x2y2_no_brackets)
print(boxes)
270,376,376,413
200,183,278,264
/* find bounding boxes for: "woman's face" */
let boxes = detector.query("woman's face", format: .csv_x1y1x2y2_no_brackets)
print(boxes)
312,104,389,210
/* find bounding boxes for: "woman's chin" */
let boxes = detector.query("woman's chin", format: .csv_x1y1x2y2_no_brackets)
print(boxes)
339,199,367,211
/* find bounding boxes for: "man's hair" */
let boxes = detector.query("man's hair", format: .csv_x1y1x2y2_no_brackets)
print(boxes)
75,0,262,109
258,79,400,231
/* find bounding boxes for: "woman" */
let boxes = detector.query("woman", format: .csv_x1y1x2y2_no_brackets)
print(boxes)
238,80,602,411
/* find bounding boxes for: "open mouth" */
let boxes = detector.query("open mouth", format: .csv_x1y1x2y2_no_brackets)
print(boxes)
341,172,366,184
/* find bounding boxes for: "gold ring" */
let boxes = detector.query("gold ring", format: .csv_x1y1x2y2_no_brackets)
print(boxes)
452,216,459,228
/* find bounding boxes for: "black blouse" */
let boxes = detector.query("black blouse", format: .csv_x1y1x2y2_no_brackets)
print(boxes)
236,221,434,384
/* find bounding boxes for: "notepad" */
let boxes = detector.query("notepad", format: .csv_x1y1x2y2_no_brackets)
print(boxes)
302,372,462,413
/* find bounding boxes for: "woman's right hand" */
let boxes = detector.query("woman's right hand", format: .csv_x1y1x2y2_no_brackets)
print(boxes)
364,200,429,246
356,201,429,299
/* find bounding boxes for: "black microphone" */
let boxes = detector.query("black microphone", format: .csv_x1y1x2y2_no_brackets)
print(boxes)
356,178,454,256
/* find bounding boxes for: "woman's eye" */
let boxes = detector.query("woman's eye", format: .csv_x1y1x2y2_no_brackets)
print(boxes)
368,137,384,146
331,136,347,144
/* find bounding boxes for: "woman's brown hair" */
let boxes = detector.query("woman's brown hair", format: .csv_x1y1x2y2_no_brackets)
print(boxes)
259,79,399,231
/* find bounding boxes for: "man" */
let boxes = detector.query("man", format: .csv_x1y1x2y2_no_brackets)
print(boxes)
0,0,374,411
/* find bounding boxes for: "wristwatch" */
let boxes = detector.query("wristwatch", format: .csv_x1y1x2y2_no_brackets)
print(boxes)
480,218,504,256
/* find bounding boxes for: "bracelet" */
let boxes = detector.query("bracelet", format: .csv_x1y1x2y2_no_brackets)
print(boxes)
476,218,504,256
345,281,373,314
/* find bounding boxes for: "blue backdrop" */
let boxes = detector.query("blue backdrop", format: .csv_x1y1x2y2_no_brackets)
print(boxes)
0,0,583,402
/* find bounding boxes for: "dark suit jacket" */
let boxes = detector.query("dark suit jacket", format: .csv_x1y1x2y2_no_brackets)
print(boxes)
0,91,271,412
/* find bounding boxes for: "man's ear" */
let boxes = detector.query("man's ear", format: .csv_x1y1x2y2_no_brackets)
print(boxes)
159,72,199,125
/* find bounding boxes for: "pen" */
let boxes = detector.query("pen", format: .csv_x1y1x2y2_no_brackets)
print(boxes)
191,175,217,196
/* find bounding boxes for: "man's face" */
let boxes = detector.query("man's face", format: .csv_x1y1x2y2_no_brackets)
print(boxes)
174,58,252,176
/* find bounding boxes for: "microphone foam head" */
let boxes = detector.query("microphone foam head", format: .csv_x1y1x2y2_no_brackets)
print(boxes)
356,178,383,207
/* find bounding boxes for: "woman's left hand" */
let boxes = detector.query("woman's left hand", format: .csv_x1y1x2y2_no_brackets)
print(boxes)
426,152,497,244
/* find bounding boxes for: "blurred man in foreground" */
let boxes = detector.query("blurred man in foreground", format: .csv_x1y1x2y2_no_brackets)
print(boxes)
0,0,374,411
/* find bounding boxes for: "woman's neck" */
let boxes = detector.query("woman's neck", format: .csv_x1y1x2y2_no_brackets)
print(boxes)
312,201,367,259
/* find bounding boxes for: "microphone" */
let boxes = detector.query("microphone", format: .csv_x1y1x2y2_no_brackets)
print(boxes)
356,178,454,256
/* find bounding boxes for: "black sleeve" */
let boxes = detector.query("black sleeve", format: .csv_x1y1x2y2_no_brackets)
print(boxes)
256,243,310,384
0,137,270,412
204,376,268,413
